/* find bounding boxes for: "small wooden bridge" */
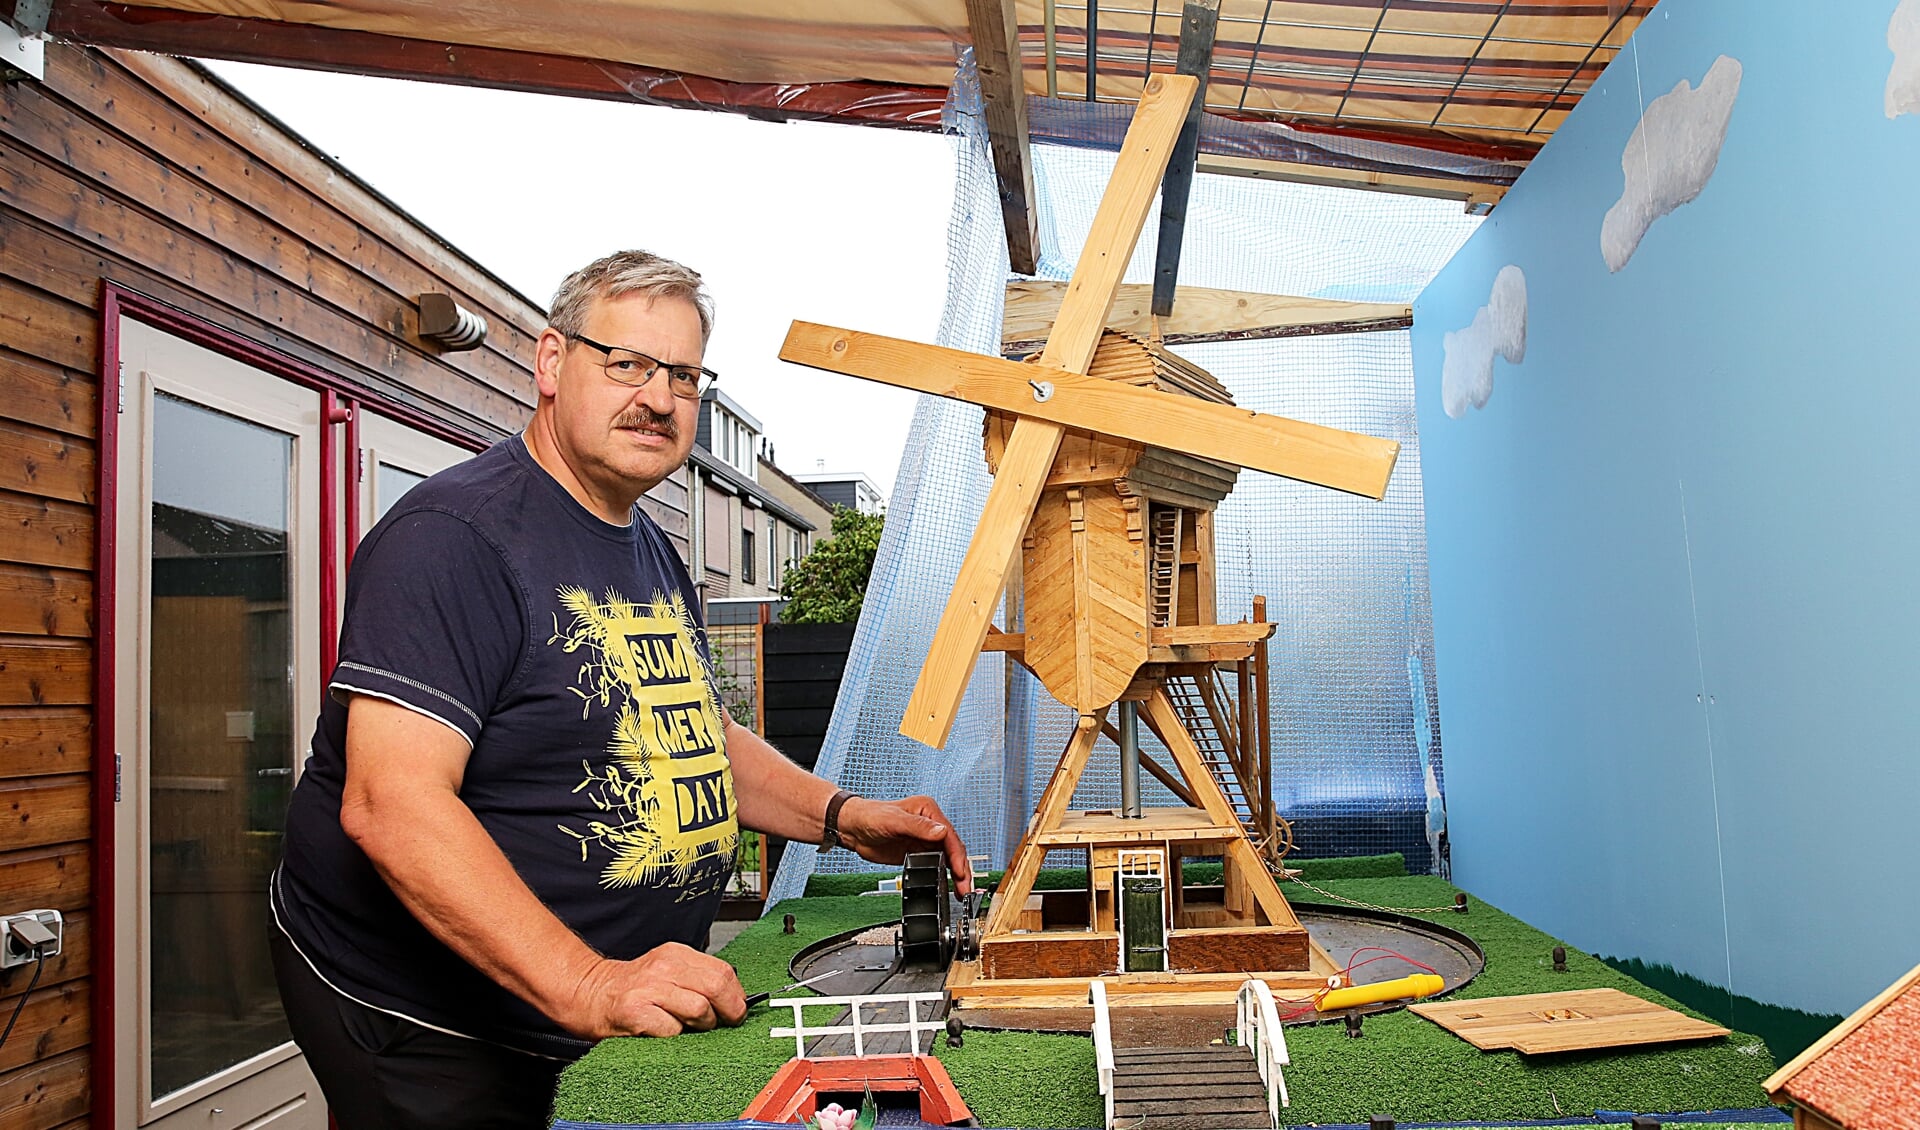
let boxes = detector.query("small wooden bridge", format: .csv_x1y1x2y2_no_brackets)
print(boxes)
1093,980,1291,1130
1110,1045,1273,1130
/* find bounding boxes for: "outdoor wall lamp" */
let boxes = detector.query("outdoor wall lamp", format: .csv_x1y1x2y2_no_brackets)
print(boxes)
417,292,488,351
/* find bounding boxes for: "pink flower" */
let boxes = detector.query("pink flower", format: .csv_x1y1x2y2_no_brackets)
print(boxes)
812,1103,857,1130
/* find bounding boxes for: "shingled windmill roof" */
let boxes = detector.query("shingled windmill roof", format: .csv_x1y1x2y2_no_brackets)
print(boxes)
1764,963,1920,1130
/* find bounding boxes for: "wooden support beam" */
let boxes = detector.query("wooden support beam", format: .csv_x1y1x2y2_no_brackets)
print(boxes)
1139,687,1241,831
45,0,950,131
1002,280,1412,354
965,0,1039,275
984,713,1107,935
1151,0,1221,318
1196,153,1508,212
1254,595,1274,855
879,74,1199,749
782,322,1398,499
985,623,1272,654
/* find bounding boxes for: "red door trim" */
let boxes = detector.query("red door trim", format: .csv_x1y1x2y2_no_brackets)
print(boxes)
93,282,493,1127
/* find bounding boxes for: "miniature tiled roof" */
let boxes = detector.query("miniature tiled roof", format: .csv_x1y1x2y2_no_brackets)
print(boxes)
1764,963,1920,1130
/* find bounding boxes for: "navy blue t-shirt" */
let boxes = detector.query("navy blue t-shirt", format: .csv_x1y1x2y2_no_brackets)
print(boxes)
272,435,737,1058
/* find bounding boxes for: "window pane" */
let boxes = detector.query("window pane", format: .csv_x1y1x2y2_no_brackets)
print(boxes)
376,461,428,522
148,393,295,1099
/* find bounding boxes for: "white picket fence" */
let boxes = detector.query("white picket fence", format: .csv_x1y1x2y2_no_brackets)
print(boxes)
768,991,949,1058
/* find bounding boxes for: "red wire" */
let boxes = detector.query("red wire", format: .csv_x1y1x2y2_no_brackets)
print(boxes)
1258,947,1446,1026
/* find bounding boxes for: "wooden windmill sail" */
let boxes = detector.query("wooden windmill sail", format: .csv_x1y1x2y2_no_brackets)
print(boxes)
780,74,1401,994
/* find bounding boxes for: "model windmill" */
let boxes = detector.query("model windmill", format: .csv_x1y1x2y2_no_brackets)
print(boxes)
780,75,1399,1000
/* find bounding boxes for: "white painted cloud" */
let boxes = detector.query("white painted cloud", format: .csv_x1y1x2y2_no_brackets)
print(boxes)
1890,0,1920,118
1601,55,1743,272
1441,265,1527,419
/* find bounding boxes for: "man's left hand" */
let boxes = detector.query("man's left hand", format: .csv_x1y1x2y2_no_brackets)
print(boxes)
837,796,973,894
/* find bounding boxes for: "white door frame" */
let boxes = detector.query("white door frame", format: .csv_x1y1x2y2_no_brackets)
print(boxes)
112,315,326,1129
358,409,472,530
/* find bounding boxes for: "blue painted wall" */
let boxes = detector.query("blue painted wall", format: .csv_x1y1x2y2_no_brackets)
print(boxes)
1414,0,1920,1016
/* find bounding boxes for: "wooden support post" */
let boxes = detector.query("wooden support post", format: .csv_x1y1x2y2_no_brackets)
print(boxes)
965,0,1039,275
1254,595,1274,856
754,599,769,731
1237,653,1260,859
984,711,1108,935
1192,509,1216,625
1150,0,1220,318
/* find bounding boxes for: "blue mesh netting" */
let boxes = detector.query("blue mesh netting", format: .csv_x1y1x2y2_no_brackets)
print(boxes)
768,59,1479,907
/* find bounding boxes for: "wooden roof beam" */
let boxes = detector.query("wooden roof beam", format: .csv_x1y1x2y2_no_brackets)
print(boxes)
1150,0,1221,319
966,0,1038,276
1196,153,1508,214
1002,280,1411,355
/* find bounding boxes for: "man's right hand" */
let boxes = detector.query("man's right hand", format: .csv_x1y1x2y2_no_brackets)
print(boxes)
566,942,748,1038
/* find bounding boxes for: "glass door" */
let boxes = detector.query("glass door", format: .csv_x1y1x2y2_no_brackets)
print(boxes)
357,410,473,531
114,317,326,1129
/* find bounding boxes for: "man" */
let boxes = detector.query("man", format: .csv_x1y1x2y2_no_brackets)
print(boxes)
270,250,970,1128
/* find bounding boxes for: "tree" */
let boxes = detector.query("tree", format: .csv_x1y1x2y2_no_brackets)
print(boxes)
779,507,886,624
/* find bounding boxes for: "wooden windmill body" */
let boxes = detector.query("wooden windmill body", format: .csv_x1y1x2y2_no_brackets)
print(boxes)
780,75,1401,1003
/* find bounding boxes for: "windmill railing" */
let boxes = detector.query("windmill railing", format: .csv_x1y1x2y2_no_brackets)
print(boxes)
1090,979,1117,1130
1235,978,1291,1126
768,991,948,1059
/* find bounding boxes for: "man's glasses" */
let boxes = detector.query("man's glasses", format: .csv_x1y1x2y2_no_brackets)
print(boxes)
569,334,718,399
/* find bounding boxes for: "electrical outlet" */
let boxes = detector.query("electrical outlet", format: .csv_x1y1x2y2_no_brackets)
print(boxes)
0,910,61,969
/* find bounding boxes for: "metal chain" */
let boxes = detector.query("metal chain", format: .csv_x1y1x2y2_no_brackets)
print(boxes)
1281,872,1463,916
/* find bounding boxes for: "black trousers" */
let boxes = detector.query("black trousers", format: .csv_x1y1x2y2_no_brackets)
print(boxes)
270,929,573,1130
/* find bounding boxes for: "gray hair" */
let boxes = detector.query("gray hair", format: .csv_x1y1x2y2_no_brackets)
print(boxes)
547,250,714,343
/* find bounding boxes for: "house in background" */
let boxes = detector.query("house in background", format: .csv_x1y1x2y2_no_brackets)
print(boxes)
0,44,636,1129
0,43,721,1128
758,452,835,582
688,386,828,609
795,466,886,515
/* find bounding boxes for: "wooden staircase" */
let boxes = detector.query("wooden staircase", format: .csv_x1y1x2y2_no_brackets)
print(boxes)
1164,672,1261,849
1110,1045,1273,1130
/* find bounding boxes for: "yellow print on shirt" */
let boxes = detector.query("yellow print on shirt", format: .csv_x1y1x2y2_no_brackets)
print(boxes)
550,586,736,896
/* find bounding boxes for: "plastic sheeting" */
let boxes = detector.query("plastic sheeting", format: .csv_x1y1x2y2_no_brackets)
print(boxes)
103,0,1644,151
767,58,1479,908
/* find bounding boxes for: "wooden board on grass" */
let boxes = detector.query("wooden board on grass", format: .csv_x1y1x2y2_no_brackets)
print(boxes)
1411,988,1730,1054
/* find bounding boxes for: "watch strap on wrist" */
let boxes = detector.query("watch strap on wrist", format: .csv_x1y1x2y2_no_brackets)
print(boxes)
818,788,855,853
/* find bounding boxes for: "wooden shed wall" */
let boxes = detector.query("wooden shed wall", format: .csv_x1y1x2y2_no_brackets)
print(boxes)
0,43,686,1126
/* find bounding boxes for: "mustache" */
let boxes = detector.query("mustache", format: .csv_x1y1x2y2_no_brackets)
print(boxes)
612,408,678,438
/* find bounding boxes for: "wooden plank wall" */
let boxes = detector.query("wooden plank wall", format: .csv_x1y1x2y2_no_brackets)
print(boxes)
0,43,680,1125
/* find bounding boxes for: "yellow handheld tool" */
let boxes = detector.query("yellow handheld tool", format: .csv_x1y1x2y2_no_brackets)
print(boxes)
1317,973,1445,1012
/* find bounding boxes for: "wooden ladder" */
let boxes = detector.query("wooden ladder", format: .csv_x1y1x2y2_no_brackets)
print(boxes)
1164,672,1258,843
1110,1045,1273,1129
1148,507,1183,628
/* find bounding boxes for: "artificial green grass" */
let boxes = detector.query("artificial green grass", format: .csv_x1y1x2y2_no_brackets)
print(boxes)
802,852,1409,898
550,895,903,1126
940,876,1778,1128
555,874,1780,1128
1270,877,1777,1126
